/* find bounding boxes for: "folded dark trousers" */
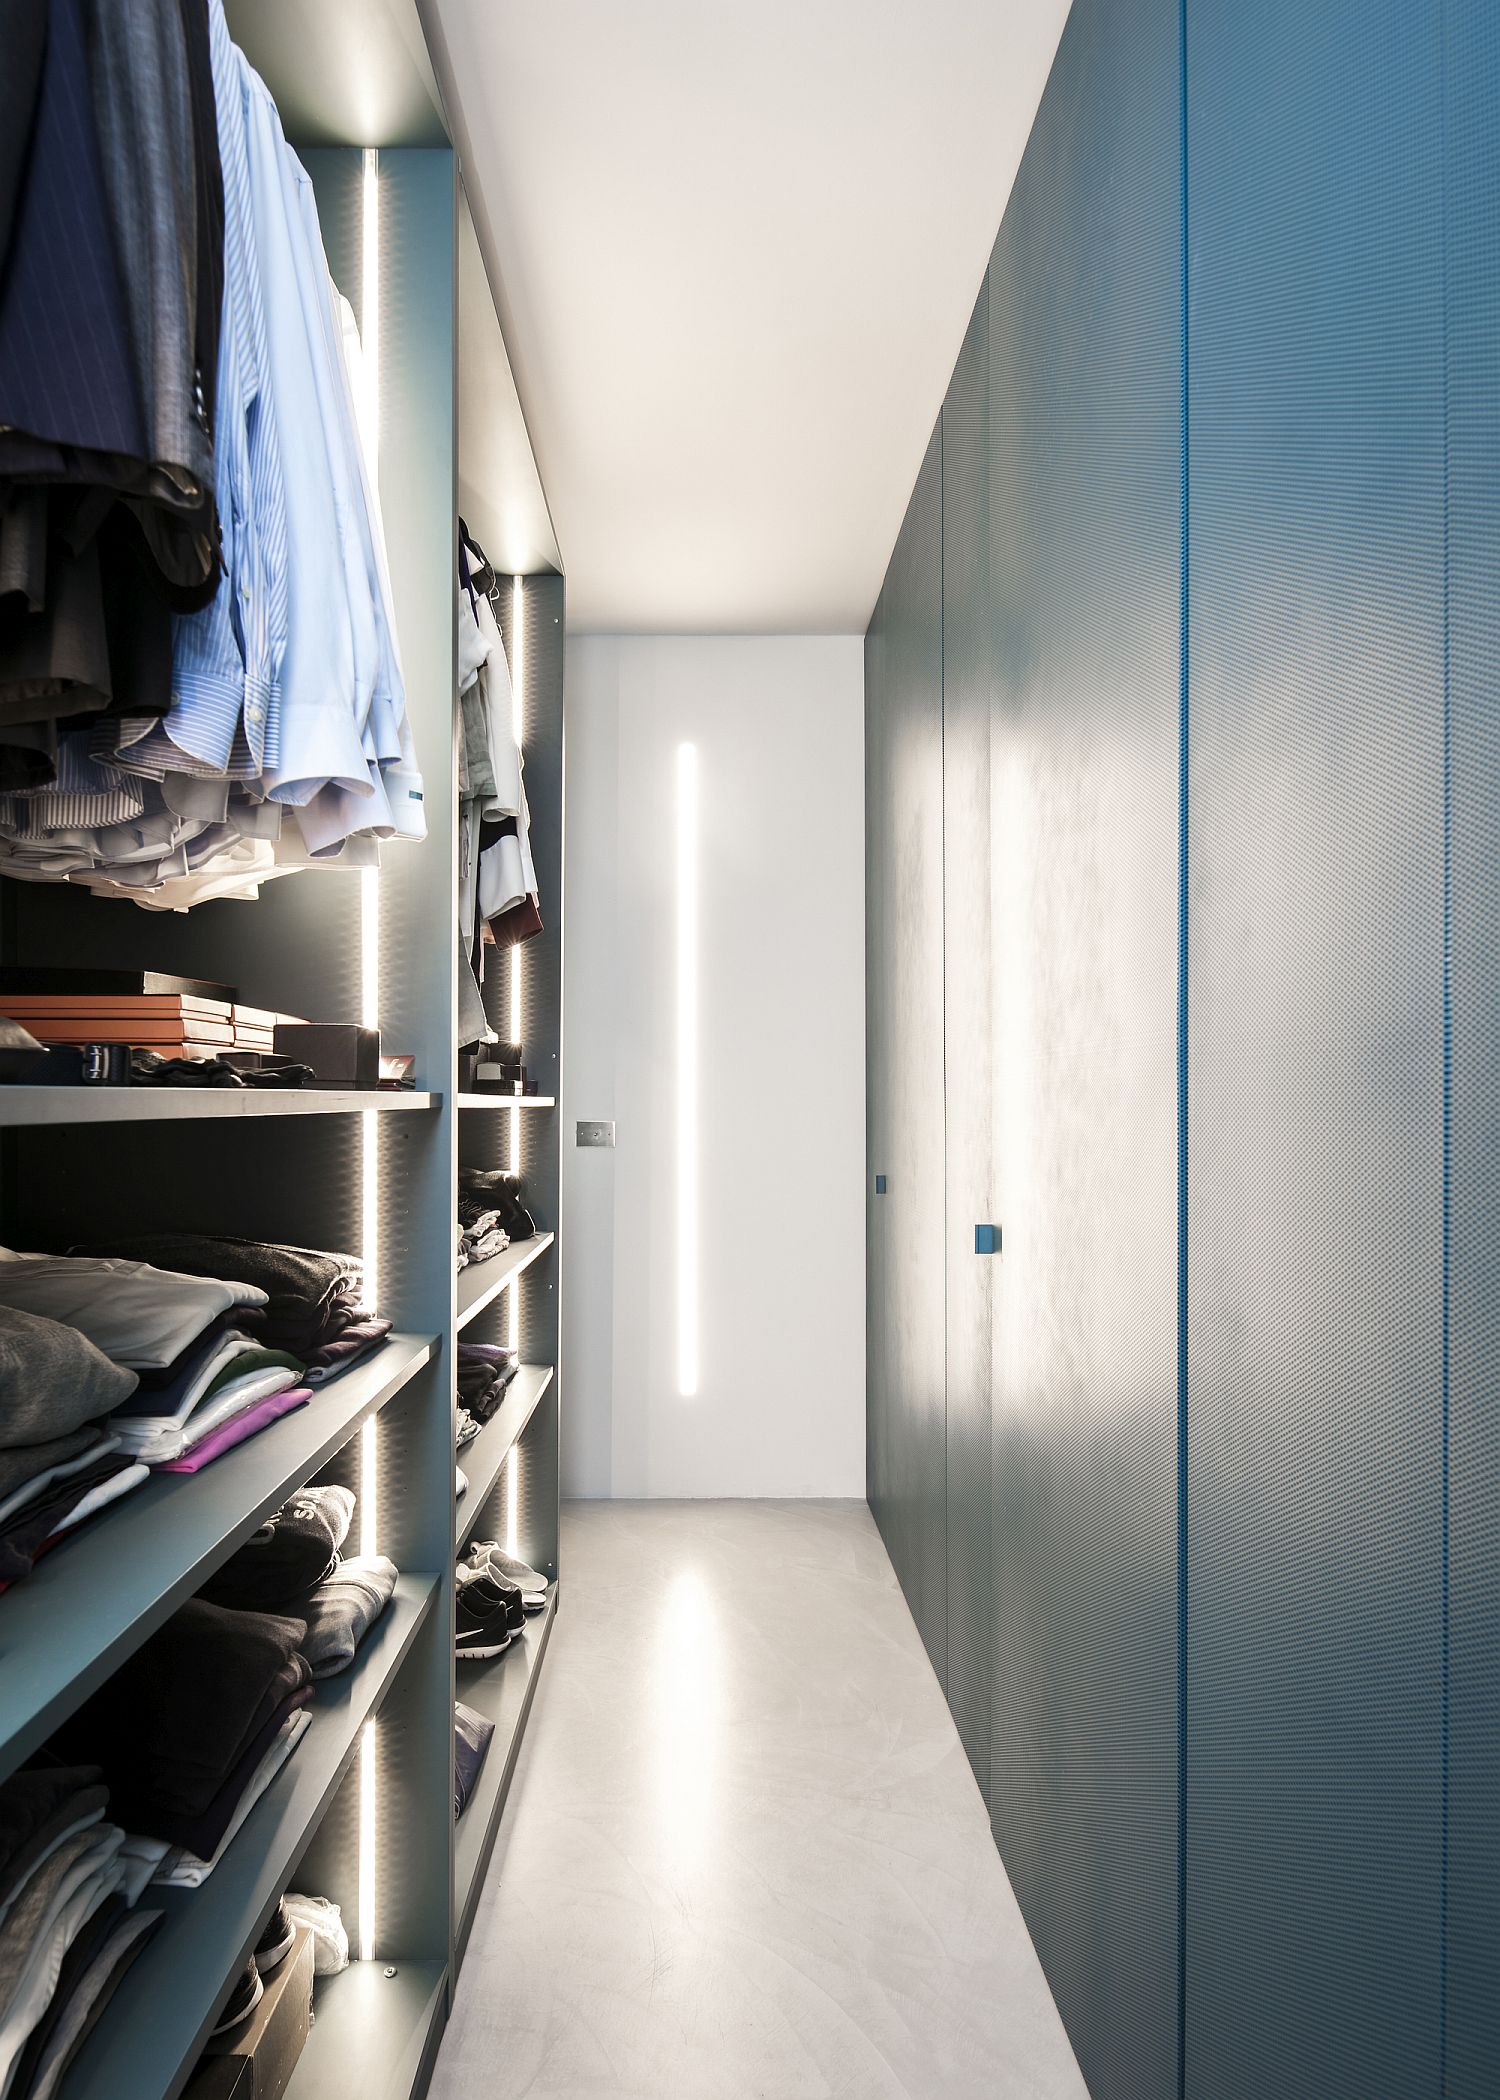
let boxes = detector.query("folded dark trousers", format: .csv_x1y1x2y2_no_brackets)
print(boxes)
51,1598,309,1827
152,1683,313,1859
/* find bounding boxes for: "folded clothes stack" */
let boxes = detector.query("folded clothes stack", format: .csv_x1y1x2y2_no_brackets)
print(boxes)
200,1485,397,1685
456,1189,508,1271
111,1323,308,1468
0,1245,310,1488
456,1341,519,1427
68,1235,392,1383
51,1598,315,1884
49,1487,395,1891
455,1168,538,1273
0,1766,164,2100
0,1304,148,1592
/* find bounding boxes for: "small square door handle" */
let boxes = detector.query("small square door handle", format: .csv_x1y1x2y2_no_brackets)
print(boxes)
975,1223,1001,1255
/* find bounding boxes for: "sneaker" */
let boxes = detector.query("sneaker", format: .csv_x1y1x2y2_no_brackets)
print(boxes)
457,1554,527,1634
254,1899,295,1977
455,1572,514,1659
468,1542,549,1611
211,1957,263,2037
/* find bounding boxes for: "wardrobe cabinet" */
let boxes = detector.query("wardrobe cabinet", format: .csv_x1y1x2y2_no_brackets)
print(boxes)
1445,10,1500,2096
1184,3,1447,2095
866,2,1500,2097
865,425,947,1688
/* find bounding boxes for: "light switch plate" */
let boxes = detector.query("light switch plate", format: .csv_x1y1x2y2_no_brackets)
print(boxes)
576,1120,615,1148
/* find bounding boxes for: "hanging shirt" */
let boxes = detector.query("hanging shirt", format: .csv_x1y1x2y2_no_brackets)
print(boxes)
169,0,289,779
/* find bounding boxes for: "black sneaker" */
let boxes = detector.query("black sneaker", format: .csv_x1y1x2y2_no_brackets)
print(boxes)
255,1899,295,1977
455,1573,514,1659
211,1957,263,2037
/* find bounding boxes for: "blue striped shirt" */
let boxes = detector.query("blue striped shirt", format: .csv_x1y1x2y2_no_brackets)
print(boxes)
168,0,288,777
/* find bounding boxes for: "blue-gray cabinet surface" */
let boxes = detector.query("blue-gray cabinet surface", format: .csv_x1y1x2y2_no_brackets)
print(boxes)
1184,3,1447,2094
864,2,1500,2096
1444,6,1500,2095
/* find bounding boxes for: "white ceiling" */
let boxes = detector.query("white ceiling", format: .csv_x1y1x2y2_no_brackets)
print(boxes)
423,1,1072,633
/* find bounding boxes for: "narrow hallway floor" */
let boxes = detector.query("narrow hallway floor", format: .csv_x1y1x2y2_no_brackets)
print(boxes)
431,1500,1088,2100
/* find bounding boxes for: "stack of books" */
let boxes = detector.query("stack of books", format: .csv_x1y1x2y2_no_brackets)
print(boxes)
0,971,302,1062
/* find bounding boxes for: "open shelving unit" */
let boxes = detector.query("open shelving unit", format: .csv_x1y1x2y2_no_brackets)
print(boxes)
0,1090,440,1127
0,7,565,2098
456,1232,556,1330
457,1093,555,1110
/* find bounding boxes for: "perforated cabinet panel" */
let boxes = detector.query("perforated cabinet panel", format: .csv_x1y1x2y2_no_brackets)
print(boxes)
1184,4,1448,2096
1444,5,1500,2092
941,278,995,1800
986,1,1183,2092
865,424,947,1685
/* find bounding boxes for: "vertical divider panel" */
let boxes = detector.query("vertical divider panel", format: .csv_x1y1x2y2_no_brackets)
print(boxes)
941,275,995,1799
864,425,948,1686
1444,3,1500,2092
986,0,1183,2092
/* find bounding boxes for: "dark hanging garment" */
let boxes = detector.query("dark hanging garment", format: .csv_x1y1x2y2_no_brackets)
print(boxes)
0,0,50,275
81,0,220,598
0,502,173,724
0,0,145,462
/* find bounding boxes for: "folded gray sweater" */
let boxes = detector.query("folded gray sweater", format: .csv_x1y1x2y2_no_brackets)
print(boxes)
298,1557,398,1679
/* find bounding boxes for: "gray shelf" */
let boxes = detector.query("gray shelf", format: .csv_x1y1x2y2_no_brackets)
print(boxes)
456,1233,555,1331
62,1576,438,2100
454,1585,559,1959
457,1366,556,1548
0,1334,436,1783
456,1093,554,1109
286,1959,448,2100
0,1088,438,1128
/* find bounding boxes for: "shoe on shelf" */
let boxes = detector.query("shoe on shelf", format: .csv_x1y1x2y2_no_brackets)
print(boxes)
455,1570,515,1660
457,1555,526,1637
467,1541,549,1611
254,1899,295,1977
211,1957,263,2037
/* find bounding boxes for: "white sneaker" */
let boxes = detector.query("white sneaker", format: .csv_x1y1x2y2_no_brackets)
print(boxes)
466,1541,549,1610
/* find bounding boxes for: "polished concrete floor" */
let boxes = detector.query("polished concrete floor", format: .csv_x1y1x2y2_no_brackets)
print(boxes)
430,1500,1088,2100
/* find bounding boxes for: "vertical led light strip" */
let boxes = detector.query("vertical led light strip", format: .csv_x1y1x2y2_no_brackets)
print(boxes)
676,743,700,1398
357,1720,377,1961
508,579,525,1354
356,147,381,1952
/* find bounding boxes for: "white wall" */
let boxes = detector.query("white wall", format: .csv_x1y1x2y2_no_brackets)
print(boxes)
560,635,866,1498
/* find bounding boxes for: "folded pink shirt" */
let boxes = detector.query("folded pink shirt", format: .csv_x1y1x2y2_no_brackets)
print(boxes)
154,1388,311,1473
